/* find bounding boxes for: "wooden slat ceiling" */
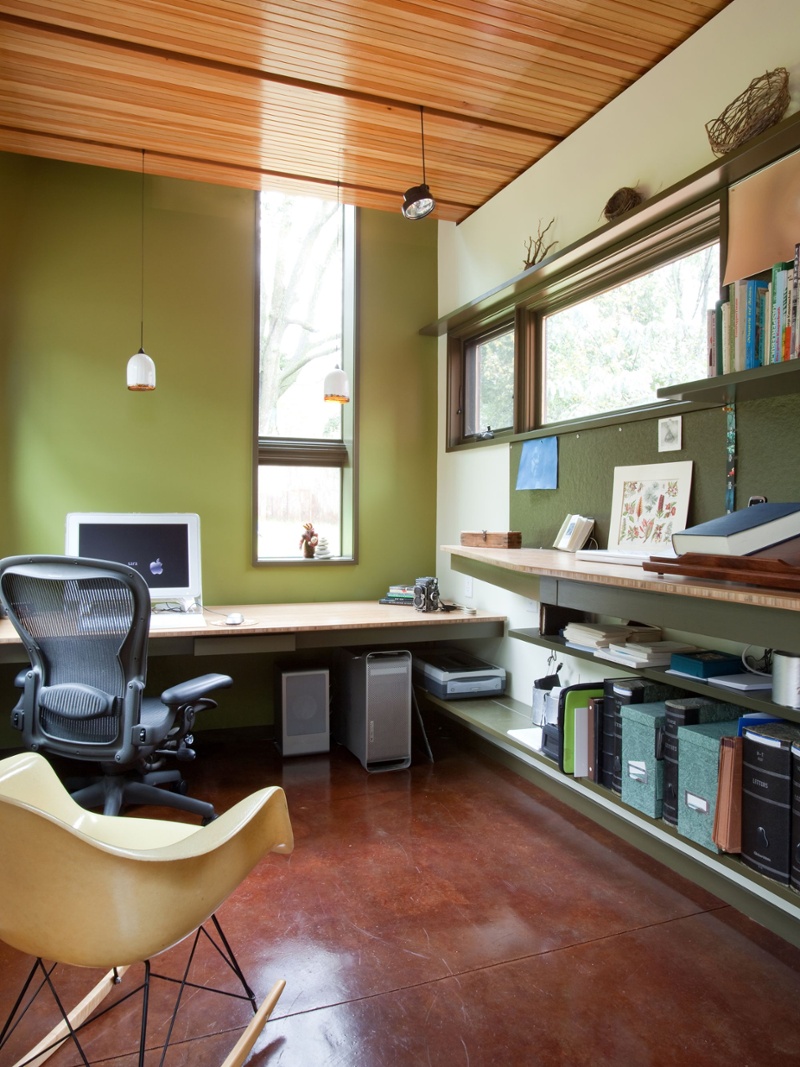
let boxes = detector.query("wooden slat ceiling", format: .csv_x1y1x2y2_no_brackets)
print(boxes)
0,1,733,223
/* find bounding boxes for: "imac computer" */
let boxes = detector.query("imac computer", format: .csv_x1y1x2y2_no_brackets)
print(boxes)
65,513,205,629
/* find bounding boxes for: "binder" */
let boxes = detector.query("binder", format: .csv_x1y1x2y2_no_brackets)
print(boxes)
741,723,800,885
791,742,800,891
713,736,743,853
557,683,604,774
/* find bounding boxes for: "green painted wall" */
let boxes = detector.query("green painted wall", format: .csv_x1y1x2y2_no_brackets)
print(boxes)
510,395,800,550
0,151,438,738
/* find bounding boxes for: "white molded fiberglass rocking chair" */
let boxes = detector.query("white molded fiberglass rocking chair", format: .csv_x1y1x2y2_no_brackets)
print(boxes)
0,751,294,1067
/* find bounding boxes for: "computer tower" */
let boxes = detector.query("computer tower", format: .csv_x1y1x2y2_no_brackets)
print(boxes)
337,649,412,772
277,669,330,756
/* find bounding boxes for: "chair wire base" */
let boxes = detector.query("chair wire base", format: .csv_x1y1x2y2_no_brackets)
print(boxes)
0,915,260,1067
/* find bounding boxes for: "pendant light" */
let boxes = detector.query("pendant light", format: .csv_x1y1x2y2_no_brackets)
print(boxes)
402,106,436,220
324,169,350,403
127,149,156,391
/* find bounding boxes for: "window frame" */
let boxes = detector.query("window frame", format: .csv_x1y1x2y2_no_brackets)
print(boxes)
253,199,358,565
446,195,723,450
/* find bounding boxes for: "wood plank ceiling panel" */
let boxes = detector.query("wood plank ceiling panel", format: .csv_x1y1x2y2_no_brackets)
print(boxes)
0,0,733,222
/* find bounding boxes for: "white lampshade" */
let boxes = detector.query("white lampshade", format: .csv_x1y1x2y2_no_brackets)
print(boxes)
127,348,156,391
324,366,350,403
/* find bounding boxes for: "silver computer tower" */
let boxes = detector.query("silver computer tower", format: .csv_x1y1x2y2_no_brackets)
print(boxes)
277,669,330,756
337,649,411,772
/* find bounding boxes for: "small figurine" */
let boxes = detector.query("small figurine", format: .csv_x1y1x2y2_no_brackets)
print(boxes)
299,522,319,559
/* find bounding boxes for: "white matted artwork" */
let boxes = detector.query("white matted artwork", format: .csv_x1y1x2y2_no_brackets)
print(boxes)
608,461,693,552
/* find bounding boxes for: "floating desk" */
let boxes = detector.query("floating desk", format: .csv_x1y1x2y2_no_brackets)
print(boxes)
0,601,506,664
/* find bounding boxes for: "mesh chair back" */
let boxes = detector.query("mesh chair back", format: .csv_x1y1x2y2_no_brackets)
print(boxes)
0,557,150,758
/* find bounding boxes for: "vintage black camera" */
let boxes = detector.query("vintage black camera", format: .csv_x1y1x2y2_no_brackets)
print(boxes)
413,576,440,613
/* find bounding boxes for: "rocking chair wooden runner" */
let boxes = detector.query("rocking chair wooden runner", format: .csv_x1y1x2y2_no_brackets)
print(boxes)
0,751,294,1066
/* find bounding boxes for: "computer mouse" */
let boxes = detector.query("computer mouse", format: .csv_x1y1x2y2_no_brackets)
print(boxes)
225,612,245,626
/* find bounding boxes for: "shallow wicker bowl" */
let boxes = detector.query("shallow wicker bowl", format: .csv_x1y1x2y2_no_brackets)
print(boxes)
705,67,789,156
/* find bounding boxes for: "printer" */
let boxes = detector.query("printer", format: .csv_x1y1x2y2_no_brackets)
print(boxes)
412,648,506,700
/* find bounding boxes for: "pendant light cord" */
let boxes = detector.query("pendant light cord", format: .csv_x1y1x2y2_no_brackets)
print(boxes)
139,148,145,351
419,106,427,185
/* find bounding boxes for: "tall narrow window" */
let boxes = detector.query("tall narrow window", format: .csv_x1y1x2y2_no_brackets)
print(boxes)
256,192,356,562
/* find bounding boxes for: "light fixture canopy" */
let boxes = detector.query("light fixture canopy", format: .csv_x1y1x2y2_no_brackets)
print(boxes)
324,365,350,403
127,348,157,390
128,149,156,391
402,106,435,220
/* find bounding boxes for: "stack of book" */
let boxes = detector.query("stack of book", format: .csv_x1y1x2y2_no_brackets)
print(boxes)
379,584,415,606
562,622,661,653
597,639,698,669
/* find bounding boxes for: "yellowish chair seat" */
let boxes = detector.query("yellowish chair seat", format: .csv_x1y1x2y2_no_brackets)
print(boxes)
0,751,294,1065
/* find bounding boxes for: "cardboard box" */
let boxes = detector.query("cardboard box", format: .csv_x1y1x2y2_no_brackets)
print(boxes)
620,701,668,818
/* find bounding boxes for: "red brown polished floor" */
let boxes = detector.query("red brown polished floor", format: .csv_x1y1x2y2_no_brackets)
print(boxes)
3,716,800,1066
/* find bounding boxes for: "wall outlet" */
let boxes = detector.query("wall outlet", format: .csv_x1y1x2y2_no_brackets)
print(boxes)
464,576,474,598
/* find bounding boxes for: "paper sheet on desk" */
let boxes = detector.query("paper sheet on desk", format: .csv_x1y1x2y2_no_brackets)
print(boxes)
508,727,544,751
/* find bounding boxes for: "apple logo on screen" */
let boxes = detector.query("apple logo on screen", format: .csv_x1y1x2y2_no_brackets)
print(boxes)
150,558,163,576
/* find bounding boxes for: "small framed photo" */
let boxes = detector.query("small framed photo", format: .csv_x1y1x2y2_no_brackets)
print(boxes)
658,416,682,452
608,461,693,552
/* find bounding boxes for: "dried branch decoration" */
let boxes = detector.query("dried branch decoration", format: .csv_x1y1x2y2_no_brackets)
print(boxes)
523,218,557,270
603,186,643,222
705,67,789,157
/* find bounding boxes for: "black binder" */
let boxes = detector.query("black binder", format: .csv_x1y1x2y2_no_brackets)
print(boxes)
609,678,685,795
662,696,740,825
789,741,800,891
600,678,630,789
742,723,800,885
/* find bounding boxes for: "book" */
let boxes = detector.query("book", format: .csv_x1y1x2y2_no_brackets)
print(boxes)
733,279,768,371
707,672,772,692
769,261,793,363
669,649,742,678
671,502,800,556
553,514,594,552
713,735,743,853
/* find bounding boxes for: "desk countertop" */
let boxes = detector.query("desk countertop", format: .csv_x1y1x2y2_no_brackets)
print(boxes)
0,601,506,655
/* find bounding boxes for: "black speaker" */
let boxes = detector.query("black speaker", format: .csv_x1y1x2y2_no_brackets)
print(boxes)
278,669,330,756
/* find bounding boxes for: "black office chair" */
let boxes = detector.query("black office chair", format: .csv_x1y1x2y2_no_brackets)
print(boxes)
0,555,231,820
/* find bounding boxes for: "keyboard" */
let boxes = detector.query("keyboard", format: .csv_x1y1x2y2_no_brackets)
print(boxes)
149,612,207,630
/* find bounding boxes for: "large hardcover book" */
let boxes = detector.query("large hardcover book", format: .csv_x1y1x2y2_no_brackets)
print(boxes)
741,723,800,885
672,502,800,557
662,696,739,826
610,678,684,794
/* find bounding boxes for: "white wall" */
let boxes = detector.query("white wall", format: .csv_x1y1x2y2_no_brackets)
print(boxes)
435,0,800,701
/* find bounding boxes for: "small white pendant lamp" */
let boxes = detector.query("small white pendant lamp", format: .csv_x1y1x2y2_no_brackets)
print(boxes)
324,365,350,403
127,149,156,391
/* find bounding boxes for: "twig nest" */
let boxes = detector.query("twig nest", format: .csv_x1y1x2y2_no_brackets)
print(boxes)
705,67,789,156
603,187,643,222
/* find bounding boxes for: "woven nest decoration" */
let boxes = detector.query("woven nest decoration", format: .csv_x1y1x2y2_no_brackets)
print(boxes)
705,67,790,156
603,186,643,222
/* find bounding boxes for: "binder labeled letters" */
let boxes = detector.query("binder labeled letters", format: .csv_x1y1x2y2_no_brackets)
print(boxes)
741,722,800,885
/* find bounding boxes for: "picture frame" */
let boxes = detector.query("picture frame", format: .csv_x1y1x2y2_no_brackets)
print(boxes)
608,461,693,552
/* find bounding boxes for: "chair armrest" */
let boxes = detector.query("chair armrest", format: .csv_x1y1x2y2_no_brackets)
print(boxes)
160,673,232,708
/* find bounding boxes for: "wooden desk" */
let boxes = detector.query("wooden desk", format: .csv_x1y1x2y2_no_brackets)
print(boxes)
0,601,506,664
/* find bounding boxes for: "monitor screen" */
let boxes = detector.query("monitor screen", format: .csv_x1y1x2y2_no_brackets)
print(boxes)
65,513,202,604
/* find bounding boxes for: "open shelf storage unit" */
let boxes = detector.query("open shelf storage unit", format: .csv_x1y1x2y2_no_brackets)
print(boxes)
434,544,800,946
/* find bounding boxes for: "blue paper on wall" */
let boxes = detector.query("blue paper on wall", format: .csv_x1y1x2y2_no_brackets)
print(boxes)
516,437,558,490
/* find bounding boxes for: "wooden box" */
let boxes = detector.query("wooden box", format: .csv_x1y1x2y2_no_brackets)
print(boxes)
460,531,522,549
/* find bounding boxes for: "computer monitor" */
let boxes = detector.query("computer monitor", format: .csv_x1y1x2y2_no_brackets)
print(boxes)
65,513,202,609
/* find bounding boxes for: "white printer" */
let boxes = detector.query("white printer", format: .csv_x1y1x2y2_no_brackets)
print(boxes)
412,648,506,700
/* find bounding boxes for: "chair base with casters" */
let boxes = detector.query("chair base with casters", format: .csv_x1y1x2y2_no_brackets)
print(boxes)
0,751,294,1067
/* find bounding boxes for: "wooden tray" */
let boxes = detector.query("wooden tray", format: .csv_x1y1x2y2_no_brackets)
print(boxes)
643,552,800,592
